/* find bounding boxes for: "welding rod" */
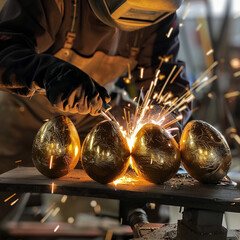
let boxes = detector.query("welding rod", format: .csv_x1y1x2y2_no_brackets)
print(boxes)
101,101,117,122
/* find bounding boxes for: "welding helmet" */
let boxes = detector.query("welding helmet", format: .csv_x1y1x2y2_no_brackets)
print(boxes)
88,0,183,31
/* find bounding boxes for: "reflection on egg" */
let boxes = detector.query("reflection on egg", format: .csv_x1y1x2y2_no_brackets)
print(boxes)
180,120,231,183
131,124,180,184
81,120,130,184
32,116,81,178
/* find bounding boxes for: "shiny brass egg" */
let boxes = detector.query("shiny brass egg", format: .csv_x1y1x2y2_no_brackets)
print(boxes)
180,120,232,183
131,124,181,184
81,120,130,184
32,116,81,178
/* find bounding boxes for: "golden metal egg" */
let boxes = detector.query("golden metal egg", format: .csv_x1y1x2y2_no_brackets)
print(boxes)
180,120,232,183
131,123,181,184
81,120,130,184
32,116,81,178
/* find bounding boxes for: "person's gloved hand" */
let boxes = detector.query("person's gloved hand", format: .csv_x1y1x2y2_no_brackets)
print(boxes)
44,62,111,116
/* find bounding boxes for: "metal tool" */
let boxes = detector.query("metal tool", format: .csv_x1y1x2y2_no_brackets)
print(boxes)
101,101,118,123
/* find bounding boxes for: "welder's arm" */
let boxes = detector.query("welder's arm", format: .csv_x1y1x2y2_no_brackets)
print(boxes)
0,0,110,115
132,13,191,126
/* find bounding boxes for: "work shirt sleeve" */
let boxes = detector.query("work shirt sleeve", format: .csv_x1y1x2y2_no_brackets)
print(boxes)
132,13,191,125
0,0,63,96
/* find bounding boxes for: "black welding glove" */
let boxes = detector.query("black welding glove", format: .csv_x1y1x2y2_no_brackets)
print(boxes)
0,33,110,116
44,62,111,116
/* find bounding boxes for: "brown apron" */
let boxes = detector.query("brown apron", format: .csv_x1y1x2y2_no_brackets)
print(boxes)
54,48,137,89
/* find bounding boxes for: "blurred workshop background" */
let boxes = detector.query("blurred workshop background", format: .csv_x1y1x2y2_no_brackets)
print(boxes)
0,0,239,237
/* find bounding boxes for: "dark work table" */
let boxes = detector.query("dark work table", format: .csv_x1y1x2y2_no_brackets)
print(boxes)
0,167,240,213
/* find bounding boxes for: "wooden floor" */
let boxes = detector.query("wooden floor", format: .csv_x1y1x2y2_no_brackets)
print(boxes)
0,167,240,213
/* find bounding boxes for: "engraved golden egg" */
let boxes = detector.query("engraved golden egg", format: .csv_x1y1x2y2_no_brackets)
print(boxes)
180,120,232,183
81,120,130,184
32,116,81,178
131,124,181,184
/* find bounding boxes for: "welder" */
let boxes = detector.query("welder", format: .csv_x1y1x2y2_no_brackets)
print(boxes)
0,0,190,223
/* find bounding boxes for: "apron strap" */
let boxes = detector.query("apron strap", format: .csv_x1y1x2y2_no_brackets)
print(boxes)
64,0,78,49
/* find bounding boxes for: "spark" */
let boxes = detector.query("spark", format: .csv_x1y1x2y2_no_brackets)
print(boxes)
41,209,54,223
52,207,60,217
54,225,60,232
196,75,218,92
178,105,188,112
179,22,184,28
68,217,75,223
15,160,22,163
51,182,55,194
234,198,240,201
166,27,173,38
196,23,202,31
182,2,191,20
206,49,214,56
4,193,16,202
61,195,68,203
224,91,240,98
10,198,19,206
49,155,54,169
162,115,183,129
94,204,101,214
230,58,240,69
113,175,139,186
233,71,240,77
170,65,184,84
139,67,144,79
90,200,97,207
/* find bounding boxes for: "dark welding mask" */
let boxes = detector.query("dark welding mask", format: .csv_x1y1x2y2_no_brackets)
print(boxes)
88,0,183,31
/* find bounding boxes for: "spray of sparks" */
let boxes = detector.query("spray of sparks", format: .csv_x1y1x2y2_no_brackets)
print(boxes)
110,59,220,185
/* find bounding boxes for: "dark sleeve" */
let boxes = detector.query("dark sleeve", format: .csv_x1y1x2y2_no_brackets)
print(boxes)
0,0,63,96
132,13,191,125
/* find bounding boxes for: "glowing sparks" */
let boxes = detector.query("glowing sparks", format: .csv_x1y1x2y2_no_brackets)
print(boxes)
4,193,16,202
182,2,191,20
10,198,19,206
166,27,173,38
113,175,139,186
224,91,240,98
196,23,202,31
54,225,60,232
15,160,22,163
51,182,55,194
230,58,240,69
61,195,68,203
94,204,101,214
139,67,144,79
49,155,54,169
112,56,220,185
68,217,75,223
52,207,60,217
41,209,54,223
90,200,97,208
233,71,240,77
206,49,214,56
179,22,184,28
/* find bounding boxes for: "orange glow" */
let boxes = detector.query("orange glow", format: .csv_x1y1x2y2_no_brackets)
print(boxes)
4,193,16,202
49,155,54,169
51,182,55,194
230,58,240,69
